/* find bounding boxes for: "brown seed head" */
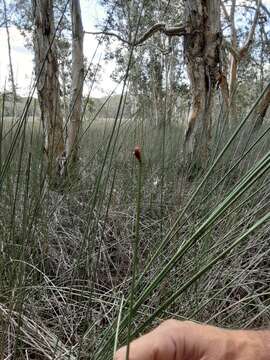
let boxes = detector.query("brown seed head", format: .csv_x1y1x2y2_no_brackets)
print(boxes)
134,145,141,163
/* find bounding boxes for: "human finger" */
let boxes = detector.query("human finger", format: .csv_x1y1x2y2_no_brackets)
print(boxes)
114,320,185,360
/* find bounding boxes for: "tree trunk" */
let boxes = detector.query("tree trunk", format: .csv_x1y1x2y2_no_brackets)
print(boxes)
228,0,237,116
254,86,270,130
66,0,84,182
184,0,221,168
3,0,16,98
227,0,260,119
149,36,164,127
32,0,65,189
167,39,178,123
153,58,163,127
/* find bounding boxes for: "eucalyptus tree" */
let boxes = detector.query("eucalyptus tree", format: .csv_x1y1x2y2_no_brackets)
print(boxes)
95,0,223,166
13,0,84,189
221,0,270,129
95,0,183,126
251,4,270,129
94,0,269,168
66,0,84,180
221,0,261,116
2,0,17,97
32,0,65,188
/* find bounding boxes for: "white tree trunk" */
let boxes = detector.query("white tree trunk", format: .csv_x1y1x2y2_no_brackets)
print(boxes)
3,0,16,97
66,0,84,181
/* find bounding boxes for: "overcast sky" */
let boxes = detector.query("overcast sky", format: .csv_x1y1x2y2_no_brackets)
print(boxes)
0,0,119,98
0,0,269,98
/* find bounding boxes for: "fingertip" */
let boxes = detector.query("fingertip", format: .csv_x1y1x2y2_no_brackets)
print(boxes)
114,346,127,360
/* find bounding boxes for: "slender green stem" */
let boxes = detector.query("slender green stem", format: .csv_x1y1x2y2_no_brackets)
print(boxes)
126,155,143,360
113,295,124,358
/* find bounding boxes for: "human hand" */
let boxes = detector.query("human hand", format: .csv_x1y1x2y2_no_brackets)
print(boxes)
115,320,270,360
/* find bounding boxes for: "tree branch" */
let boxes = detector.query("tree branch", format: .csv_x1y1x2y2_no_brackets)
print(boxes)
221,1,230,24
230,0,237,44
239,0,261,57
261,2,270,18
85,22,186,46
222,39,241,60
84,30,130,44
135,23,186,45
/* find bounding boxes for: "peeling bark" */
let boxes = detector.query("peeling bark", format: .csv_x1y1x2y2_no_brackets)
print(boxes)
184,0,222,167
218,72,230,109
32,0,65,189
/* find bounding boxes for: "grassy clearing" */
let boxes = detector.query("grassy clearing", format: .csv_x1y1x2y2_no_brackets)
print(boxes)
0,85,270,359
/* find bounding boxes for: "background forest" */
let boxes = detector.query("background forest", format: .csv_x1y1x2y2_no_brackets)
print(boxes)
0,0,270,359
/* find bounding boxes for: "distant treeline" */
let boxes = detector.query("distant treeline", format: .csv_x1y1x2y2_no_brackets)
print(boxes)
88,95,132,119
0,93,132,120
